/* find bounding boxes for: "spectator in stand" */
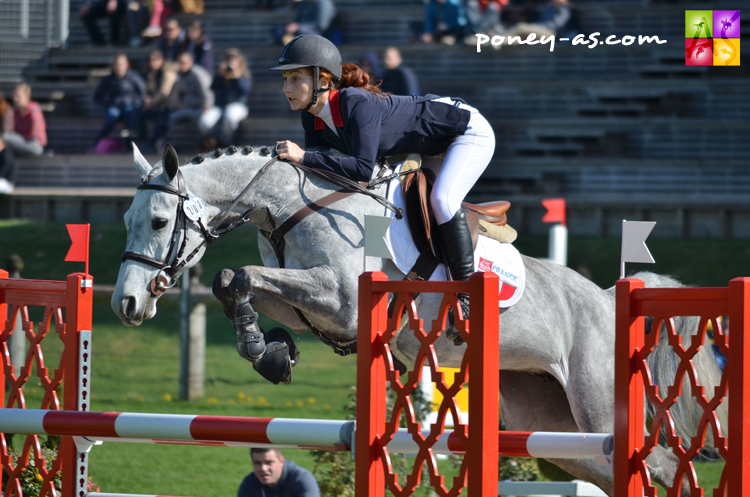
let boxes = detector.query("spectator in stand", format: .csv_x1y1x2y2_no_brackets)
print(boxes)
199,49,251,149
237,448,319,497
0,135,16,194
185,20,215,74
0,91,13,134
166,51,214,146
141,49,177,146
380,47,420,96
422,0,471,45
79,0,129,46
93,53,145,146
2,84,47,157
466,0,507,37
141,0,181,38
501,0,577,39
272,0,337,46
125,1,151,48
158,18,187,62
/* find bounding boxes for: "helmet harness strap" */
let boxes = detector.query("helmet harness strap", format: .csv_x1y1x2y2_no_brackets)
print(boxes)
302,66,320,112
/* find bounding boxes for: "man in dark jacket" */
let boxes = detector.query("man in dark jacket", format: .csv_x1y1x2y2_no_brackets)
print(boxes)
237,448,319,497
93,53,146,143
166,51,214,144
158,17,187,62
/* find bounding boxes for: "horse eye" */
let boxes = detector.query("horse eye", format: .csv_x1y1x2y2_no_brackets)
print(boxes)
152,218,168,230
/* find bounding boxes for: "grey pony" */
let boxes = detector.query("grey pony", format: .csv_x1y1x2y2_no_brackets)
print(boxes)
112,145,726,497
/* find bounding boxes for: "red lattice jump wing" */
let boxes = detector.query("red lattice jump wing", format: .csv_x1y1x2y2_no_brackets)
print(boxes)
356,272,499,497
0,271,93,497
615,278,750,497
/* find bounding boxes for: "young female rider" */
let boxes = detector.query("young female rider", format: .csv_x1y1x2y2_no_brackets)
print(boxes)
270,34,496,343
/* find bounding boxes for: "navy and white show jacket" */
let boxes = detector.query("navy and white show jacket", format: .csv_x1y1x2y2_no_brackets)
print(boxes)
301,87,471,182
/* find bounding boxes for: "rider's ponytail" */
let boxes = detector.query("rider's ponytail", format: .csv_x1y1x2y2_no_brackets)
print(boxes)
322,63,385,96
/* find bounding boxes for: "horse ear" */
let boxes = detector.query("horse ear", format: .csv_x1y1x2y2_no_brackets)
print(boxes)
132,142,152,179
162,144,179,182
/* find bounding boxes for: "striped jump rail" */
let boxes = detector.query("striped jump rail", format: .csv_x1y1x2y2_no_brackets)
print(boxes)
0,408,613,462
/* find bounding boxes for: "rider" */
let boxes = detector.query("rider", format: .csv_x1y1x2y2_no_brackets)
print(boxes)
270,34,496,343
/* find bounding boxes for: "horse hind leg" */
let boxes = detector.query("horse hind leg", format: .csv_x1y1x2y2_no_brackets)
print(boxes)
644,447,692,497
499,371,615,497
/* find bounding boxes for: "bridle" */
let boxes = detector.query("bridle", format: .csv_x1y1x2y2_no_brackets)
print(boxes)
121,154,285,296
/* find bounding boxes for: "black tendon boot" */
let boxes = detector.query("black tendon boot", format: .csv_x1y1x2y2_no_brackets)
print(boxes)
437,210,475,345
234,302,266,361
235,302,295,385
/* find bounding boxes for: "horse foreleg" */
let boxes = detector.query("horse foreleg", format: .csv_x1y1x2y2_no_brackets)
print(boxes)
213,269,307,332
214,264,355,336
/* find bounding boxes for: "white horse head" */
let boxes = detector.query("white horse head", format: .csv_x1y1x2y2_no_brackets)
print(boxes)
111,144,213,325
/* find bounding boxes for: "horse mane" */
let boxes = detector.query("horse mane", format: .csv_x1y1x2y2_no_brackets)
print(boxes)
186,145,275,166
184,145,347,168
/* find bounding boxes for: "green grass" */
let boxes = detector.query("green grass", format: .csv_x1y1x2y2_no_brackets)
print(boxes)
1,220,744,495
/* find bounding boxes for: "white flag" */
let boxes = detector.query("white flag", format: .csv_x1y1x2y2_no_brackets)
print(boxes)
620,220,656,278
364,215,394,259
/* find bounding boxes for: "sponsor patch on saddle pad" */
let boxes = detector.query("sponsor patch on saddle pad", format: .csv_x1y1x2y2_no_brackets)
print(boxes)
383,163,526,308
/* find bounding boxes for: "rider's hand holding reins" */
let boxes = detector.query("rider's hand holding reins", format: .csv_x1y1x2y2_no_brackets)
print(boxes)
276,140,305,164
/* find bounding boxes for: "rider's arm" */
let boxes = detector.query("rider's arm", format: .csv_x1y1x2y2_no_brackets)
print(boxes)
302,90,380,182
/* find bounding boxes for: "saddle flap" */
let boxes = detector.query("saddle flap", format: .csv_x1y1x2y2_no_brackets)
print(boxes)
402,168,482,262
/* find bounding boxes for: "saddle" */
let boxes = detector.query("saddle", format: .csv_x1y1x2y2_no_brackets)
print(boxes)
397,153,517,281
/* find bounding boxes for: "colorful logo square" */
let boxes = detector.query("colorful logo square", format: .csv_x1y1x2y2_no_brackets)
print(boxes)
685,39,713,66
713,10,741,38
714,38,741,66
685,10,714,38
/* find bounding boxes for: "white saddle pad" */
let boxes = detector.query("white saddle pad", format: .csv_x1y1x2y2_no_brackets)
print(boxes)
383,164,525,308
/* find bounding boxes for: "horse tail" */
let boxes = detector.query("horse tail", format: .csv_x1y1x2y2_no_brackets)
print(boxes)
631,271,728,450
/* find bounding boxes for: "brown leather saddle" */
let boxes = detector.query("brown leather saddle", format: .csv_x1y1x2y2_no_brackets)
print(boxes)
401,167,511,281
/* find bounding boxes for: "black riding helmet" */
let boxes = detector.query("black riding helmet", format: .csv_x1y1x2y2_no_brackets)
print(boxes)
269,34,342,111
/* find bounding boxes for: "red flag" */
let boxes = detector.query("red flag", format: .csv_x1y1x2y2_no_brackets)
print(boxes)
541,198,566,227
65,224,90,274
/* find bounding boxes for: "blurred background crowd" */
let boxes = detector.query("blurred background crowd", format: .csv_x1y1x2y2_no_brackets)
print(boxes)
0,0,747,241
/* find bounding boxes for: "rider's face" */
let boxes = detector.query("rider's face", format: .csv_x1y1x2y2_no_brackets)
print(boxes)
282,68,314,111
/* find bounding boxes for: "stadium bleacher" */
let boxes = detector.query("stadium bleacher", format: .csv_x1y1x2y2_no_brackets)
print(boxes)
1,0,749,237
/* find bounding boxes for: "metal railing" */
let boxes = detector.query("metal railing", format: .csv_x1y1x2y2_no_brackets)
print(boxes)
0,0,69,82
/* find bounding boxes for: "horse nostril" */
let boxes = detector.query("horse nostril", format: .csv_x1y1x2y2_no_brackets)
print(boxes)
122,296,137,320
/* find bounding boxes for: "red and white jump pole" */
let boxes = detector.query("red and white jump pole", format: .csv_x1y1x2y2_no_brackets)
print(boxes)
0,408,612,462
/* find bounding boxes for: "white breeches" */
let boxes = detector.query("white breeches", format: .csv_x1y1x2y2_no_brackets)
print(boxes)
429,98,496,225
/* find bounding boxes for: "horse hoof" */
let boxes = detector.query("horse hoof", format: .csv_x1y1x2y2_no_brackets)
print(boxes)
253,341,293,385
445,327,465,346
266,327,300,367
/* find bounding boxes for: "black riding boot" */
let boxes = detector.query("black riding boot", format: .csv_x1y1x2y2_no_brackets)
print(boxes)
437,209,475,345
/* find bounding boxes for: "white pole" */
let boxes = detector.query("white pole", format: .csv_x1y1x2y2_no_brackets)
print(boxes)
20,0,29,38
548,224,568,267
59,0,70,47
